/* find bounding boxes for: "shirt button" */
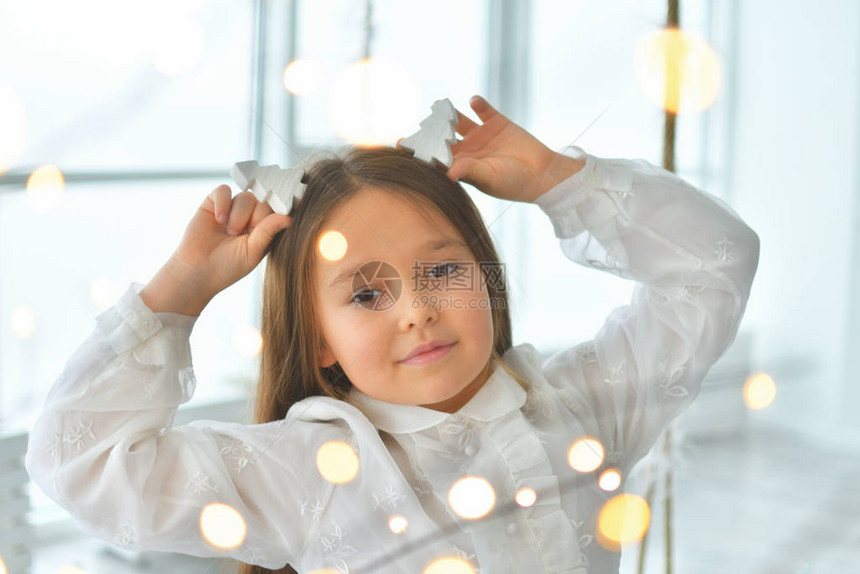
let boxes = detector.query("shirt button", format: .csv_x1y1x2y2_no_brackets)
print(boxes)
141,317,153,329
506,523,517,534
464,444,476,457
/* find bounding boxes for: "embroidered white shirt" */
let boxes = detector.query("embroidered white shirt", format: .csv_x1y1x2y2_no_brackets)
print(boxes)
24,146,760,573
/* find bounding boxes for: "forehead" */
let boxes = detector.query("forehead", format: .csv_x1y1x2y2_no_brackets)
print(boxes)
320,186,460,248
314,187,471,286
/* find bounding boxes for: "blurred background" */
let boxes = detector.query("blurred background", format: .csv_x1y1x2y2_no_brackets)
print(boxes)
1,0,858,572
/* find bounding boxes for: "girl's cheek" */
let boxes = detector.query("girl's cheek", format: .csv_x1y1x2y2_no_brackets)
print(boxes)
345,306,385,329
448,291,488,315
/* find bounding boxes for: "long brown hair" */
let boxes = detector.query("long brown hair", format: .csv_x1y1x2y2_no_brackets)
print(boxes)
238,146,527,574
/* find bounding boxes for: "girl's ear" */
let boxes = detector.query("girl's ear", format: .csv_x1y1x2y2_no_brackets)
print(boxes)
319,341,337,368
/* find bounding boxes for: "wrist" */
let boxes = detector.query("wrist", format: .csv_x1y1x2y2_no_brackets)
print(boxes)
529,152,587,203
139,257,212,316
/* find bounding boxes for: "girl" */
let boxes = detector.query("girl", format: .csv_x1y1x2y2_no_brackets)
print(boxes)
25,96,760,574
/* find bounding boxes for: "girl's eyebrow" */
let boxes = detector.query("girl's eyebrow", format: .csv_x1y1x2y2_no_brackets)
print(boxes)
327,237,468,288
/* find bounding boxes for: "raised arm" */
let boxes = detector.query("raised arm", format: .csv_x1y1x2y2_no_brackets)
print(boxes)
443,95,759,470
532,147,760,470
24,282,336,570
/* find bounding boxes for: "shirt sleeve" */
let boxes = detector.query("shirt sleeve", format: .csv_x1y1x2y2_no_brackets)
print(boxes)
24,282,331,570
532,145,760,470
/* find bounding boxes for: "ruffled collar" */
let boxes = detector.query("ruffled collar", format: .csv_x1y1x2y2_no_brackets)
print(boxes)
347,356,527,434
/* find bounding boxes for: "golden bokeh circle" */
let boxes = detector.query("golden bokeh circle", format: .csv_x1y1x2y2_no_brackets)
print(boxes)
26,164,65,212
743,372,777,410
597,493,650,549
598,469,622,492
326,58,421,147
283,58,323,96
316,440,360,484
199,502,247,549
515,487,537,507
388,514,408,534
10,305,35,339
233,325,264,357
200,502,248,549
424,557,476,574
633,28,722,114
447,476,496,519
567,437,604,473
318,230,348,261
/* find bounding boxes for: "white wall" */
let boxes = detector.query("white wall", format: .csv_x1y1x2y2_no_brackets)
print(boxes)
731,0,860,449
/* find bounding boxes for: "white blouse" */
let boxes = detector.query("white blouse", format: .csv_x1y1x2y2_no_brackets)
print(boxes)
25,146,760,574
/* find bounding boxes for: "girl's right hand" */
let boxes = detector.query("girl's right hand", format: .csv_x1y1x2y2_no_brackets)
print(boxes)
169,184,293,303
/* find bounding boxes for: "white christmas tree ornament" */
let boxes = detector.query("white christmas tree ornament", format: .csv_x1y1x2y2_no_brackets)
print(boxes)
399,98,459,168
230,161,307,216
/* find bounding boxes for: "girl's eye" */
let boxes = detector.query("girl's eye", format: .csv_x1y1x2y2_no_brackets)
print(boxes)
428,262,459,278
348,264,459,308
350,287,382,307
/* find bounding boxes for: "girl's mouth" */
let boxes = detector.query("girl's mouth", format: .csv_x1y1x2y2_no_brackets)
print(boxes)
399,342,457,365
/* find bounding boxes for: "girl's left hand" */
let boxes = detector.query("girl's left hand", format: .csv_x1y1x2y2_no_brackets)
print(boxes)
446,96,585,203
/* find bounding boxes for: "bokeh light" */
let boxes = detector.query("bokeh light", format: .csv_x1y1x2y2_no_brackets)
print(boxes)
388,514,408,534
233,325,264,357
633,28,721,114
150,18,206,76
447,476,495,519
89,278,116,309
27,164,65,212
316,441,359,484
567,437,604,473
598,469,622,492
0,84,26,177
326,57,421,146
515,487,537,507
284,58,323,96
743,372,777,410
597,494,651,550
200,502,247,549
424,557,476,574
318,230,348,261
10,305,35,339
0,553,6,574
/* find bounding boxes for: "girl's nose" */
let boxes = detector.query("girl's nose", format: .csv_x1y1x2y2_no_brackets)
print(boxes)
398,279,442,328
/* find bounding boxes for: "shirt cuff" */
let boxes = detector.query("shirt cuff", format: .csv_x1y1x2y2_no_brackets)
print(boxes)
532,145,632,239
95,282,199,355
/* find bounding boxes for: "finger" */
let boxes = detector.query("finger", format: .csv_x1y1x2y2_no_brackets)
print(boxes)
247,213,293,261
446,157,478,183
205,185,232,223
470,95,501,123
454,109,480,136
225,191,258,235
248,196,275,230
